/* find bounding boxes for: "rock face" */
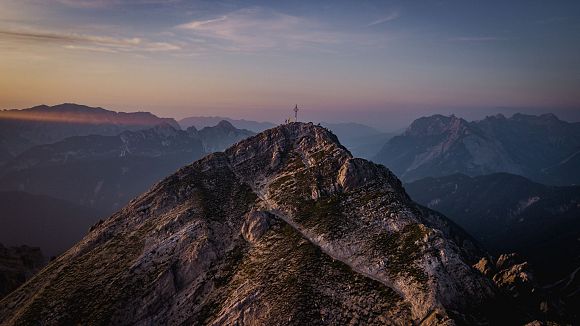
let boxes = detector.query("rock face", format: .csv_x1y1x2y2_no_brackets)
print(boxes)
373,113,580,185
475,254,535,297
0,123,499,325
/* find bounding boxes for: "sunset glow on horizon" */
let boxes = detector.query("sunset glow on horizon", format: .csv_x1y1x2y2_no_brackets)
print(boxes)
1,0,579,128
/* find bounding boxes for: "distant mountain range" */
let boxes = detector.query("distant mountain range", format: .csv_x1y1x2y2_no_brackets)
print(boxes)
405,173,580,285
0,103,179,159
190,120,255,152
179,116,275,132
374,113,580,185
179,117,394,159
0,123,206,214
0,121,253,215
0,106,256,256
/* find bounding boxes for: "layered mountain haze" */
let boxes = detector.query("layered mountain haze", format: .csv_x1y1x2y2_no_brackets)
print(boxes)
374,114,580,185
320,122,395,159
0,123,510,325
0,123,205,214
0,103,180,157
0,121,254,214
179,116,275,133
0,191,102,258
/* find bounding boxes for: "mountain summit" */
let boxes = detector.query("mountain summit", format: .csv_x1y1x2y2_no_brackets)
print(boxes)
0,122,498,325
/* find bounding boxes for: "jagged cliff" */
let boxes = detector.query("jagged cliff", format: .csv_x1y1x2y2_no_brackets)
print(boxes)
0,123,498,325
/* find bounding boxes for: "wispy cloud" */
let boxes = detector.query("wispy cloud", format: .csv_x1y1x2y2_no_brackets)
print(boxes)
449,36,508,42
178,16,227,30
175,7,368,52
24,0,181,9
367,12,400,26
1,6,393,56
0,26,181,53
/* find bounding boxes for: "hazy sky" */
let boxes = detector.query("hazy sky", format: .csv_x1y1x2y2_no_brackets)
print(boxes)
1,0,579,129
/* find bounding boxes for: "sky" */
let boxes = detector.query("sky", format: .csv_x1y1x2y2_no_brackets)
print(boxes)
0,0,579,130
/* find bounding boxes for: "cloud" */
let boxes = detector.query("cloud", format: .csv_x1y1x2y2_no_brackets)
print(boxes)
1,6,392,56
449,36,507,42
175,7,361,52
367,12,400,26
0,26,181,53
178,16,227,29
23,0,181,9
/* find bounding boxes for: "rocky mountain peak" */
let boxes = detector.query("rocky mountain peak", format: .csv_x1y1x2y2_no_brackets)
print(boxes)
0,122,499,325
185,125,198,134
404,114,470,137
221,122,357,195
215,120,236,130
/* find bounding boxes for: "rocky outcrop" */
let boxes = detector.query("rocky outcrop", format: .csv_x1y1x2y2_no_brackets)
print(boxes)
472,253,568,324
241,211,273,243
0,123,503,325
475,253,536,298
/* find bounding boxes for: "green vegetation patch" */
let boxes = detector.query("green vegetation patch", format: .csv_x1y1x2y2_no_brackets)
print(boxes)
367,223,429,287
294,195,357,240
